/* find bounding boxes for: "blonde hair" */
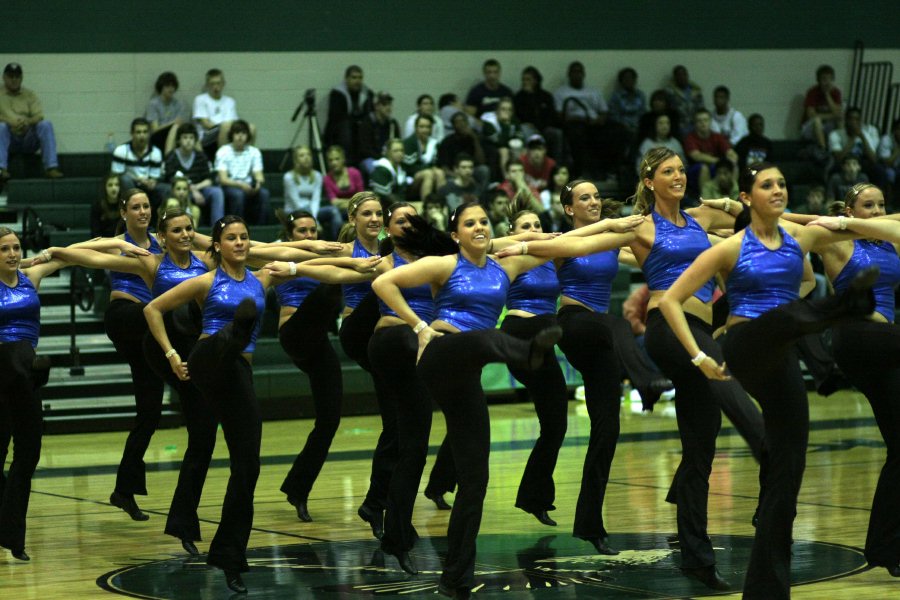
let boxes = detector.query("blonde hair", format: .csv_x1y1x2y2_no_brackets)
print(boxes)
631,147,678,215
829,182,881,215
337,192,380,242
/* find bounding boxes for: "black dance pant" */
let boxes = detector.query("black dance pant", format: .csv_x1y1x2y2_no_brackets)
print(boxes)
279,284,344,503
340,292,396,511
721,294,867,600
832,321,900,568
500,315,568,514
417,328,535,590
556,305,622,540
142,307,219,543
0,341,42,554
424,437,457,497
188,325,261,573
369,325,433,553
105,298,165,496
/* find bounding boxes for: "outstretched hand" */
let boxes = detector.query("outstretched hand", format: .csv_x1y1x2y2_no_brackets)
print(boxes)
606,214,645,233
494,242,526,259
806,216,842,230
350,255,383,274
309,240,344,254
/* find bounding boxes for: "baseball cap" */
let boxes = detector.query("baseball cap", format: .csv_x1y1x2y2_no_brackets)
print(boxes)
375,91,394,105
3,63,23,76
526,134,546,149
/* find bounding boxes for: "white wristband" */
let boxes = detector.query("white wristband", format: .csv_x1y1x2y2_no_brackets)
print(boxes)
520,242,528,255
288,261,297,276
413,320,428,334
838,216,848,230
165,348,178,359
690,351,708,367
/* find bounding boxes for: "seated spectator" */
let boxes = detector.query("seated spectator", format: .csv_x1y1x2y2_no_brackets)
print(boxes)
402,94,444,142
665,65,704,137
540,164,572,233
193,68,254,155
636,113,686,173
709,85,748,145
402,114,446,201
438,93,479,134
437,152,484,211
513,66,563,159
423,193,449,232
827,155,868,202
323,65,373,165
111,117,166,205
481,97,525,174
801,64,843,149
519,134,556,191
790,185,827,215
465,58,514,119
608,67,647,139
90,173,123,238
637,89,682,146
370,138,408,208
358,91,401,174
283,145,342,241
215,120,269,224
829,106,887,189
164,123,224,225
734,113,773,171
498,161,539,201
701,158,739,200
437,112,490,187
162,175,201,224
0,62,63,181
878,118,900,204
323,145,364,214
684,109,737,194
146,71,189,154
486,189,511,237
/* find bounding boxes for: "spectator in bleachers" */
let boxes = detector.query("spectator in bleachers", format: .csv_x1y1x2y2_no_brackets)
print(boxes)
437,152,483,212
734,113,773,171
608,67,647,139
370,138,408,208
357,92,401,174
790,185,827,215
402,114,445,202
665,65,704,137
498,161,540,202
163,123,224,225
145,71,189,155
323,145,364,216
481,97,524,174
438,93,478,135
91,173,123,238
215,119,270,224
438,112,490,187
465,58,514,119
684,108,737,195
878,118,900,204
402,94,444,142
700,158,739,200
519,134,556,192
827,155,868,203
162,175,201,224
323,65,373,166
540,164,572,233
111,117,166,205
423,193,449,231
486,189,511,237
513,66,563,159
283,145,342,241
829,106,887,189
709,85,748,145
638,89,682,145
0,62,63,181
801,65,843,150
193,68,254,155
636,113,685,174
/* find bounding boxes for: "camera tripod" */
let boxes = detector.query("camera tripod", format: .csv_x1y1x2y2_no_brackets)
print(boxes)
281,89,326,173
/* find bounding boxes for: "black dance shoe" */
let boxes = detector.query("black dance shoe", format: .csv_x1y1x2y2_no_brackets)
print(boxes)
437,582,472,598
11,549,30,561
638,377,674,412
578,535,619,555
358,504,385,539
530,510,557,527
181,539,199,556
109,491,149,521
288,497,312,522
528,326,563,369
681,565,731,590
869,561,900,577
425,490,452,510
224,570,247,594
384,548,417,575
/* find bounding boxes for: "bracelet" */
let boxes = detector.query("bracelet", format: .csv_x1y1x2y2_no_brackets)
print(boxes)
413,320,428,334
723,200,732,214
520,242,528,255
164,348,178,359
690,351,708,367
838,216,848,230
288,261,297,276
40,249,51,262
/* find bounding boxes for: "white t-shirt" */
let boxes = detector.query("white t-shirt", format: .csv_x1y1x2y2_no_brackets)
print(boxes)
215,144,262,183
193,93,238,127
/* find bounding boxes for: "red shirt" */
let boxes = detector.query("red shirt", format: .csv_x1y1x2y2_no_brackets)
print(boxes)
518,153,556,191
803,85,842,117
684,131,731,161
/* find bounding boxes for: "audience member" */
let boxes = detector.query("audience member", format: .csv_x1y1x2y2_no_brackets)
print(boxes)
437,152,483,211
734,113,773,171
608,67,647,137
145,71,189,154
486,189,511,237
790,185,827,215
283,145,342,240
438,93,478,135
540,164,572,233
638,89,682,145
709,85,748,145
163,175,201,224
215,119,269,224
437,112,490,186
482,96,524,174
0,62,63,181
402,114,445,202
323,65,373,165
665,65,704,136
498,161,540,201
465,58,514,118
700,158,739,200
423,193,449,231
827,155,868,202
358,91,401,173
370,138,408,207
636,113,686,173
402,94,444,141
90,173,123,238
323,145,364,214
801,64,843,149
519,134,556,191
513,66,563,159
163,123,224,225
684,108,737,194
111,117,166,204
878,118,900,204
193,68,252,154
829,106,886,188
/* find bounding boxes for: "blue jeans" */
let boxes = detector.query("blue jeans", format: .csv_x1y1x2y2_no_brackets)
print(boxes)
0,121,59,169
224,185,271,225
316,204,344,241
200,185,225,225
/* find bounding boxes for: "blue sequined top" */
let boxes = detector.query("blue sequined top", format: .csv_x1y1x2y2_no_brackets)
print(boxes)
152,252,208,297
109,231,162,303
727,226,803,319
275,276,320,308
642,210,715,302
507,261,559,315
378,252,435,322
833,239,900,322
557,249,620,313
0,271,40,347
434,255,510,331
342,239,375,310
201,267,266,352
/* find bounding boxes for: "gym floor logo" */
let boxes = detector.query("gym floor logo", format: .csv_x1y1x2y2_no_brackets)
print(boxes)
99,533,868,598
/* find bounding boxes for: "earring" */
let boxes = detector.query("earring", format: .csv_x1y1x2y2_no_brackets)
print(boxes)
649,186,654,191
